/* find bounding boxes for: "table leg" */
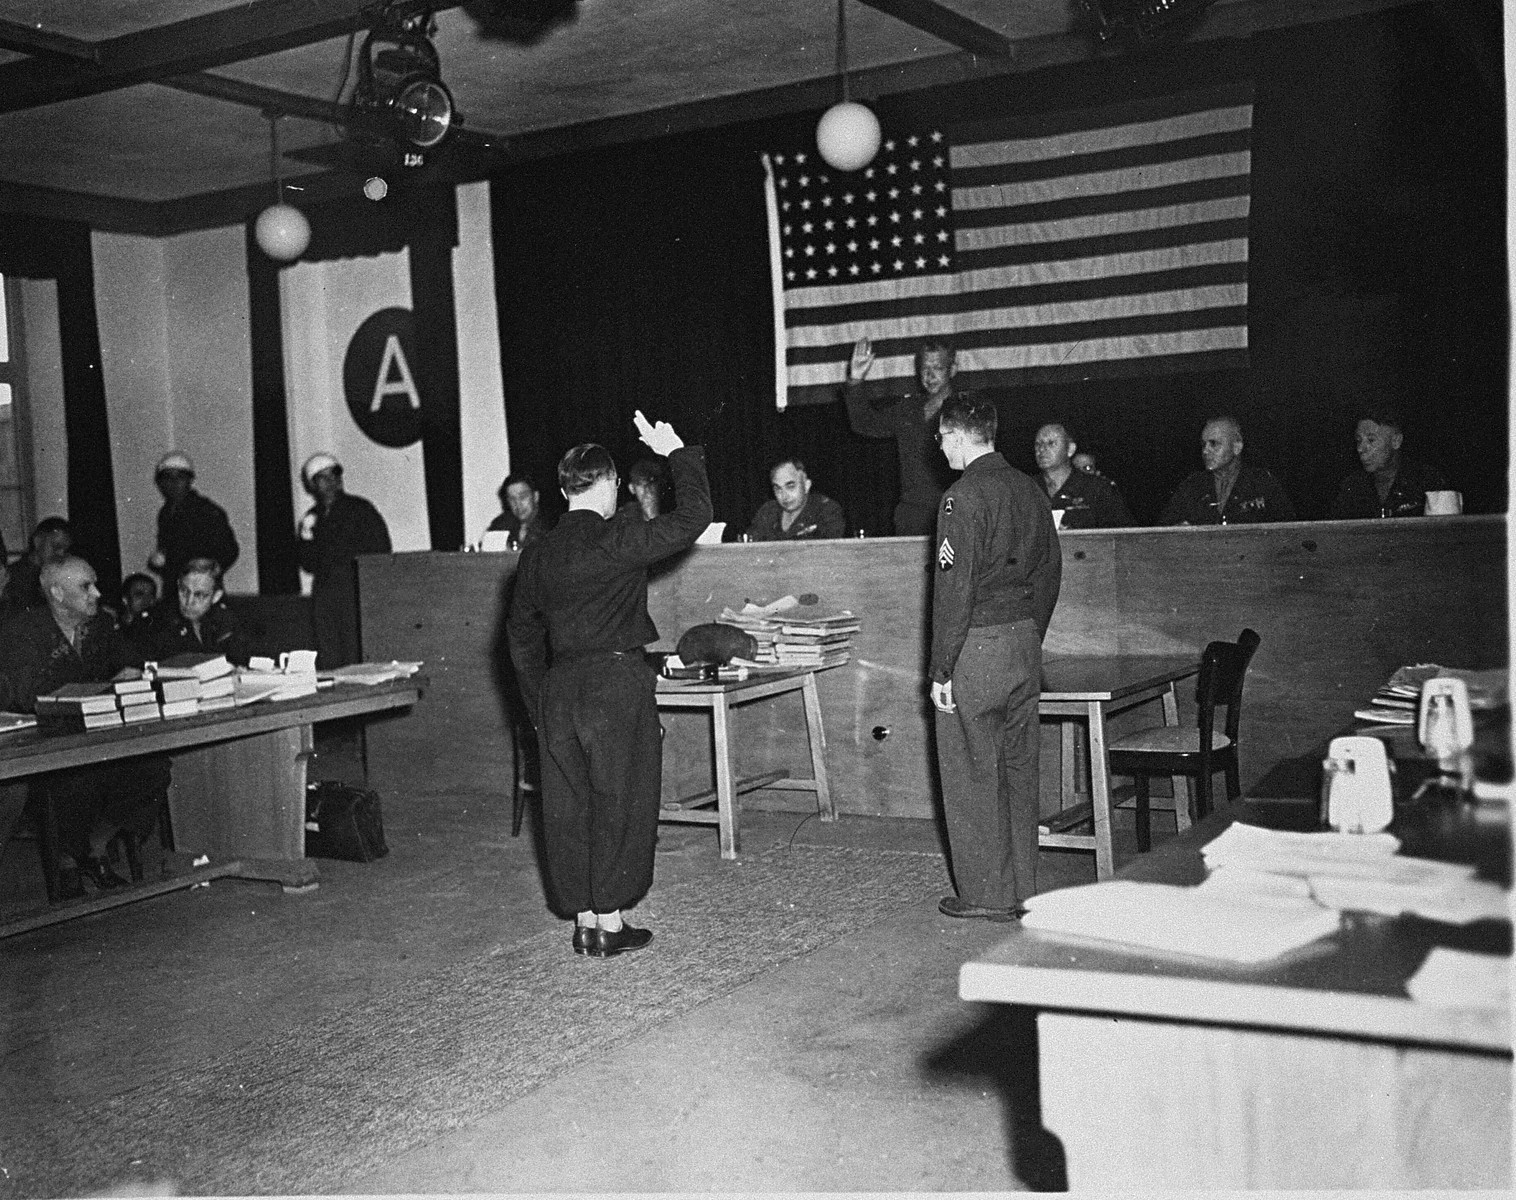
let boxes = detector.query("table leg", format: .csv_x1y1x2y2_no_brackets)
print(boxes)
710,697,739,859
1161,683,1193,833
1087,701,1114,879
801,673,835,821
1060,721,1078,808
167,723,319,890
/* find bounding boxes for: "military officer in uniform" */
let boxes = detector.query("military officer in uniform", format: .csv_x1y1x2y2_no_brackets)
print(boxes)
507,413,711,958
841,336,961,535
1033,423,1133,529
1159,416,1295,525
930,396,1062,921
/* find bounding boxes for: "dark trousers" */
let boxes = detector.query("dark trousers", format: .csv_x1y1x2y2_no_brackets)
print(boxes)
935,620,1042,908
35,756,172,862
538,651,662,914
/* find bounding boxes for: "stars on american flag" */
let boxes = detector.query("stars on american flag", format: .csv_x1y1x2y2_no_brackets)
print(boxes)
772,132,953,286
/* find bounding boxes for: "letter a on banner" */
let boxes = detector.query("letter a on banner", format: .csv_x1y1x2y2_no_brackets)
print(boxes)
371,334,422,412
345,307,423,447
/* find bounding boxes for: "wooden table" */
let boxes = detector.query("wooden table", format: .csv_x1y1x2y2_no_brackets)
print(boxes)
0,677,423,938
960,796,1512,1189
655,668,835,859
1037,654,1200,878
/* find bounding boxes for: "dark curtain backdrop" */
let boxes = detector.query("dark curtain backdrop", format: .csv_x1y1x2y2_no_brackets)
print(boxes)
247,184,463,592
0,220,122,592
491,1,1505,532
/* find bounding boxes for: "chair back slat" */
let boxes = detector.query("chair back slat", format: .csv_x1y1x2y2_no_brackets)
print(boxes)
1195,628,1261,751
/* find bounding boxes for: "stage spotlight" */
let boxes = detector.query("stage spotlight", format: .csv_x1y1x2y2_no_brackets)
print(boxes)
353,5,456,154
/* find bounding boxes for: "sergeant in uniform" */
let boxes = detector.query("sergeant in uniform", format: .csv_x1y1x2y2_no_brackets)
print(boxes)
931,396,1062,921
1033,423,1133,529
507,414,711,958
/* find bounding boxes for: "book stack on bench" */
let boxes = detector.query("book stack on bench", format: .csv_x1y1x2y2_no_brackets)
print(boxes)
771,610,860,669
34,683,125,733
114,674,162,724
151,652,234,718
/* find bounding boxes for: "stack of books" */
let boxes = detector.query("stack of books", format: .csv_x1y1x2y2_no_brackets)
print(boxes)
771,610,860,669
35,683,125,732
152,652,234,719
114,674,162,725
716,604,861,670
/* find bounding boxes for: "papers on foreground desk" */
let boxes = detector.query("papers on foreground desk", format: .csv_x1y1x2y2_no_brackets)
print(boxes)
1021,820,1511,966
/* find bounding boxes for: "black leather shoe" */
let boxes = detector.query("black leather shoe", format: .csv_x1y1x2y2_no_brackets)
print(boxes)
587,923,653,958
81,855,128,890
939,895,1022,922
572,925,596,955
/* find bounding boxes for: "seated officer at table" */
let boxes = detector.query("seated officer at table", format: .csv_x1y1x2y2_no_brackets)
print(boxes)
1159,416,1295,525
151,558,250,666
1329,407,1450,519
1034,423,1133,529
486,474,555,550
0,556,170,897
744,458,846,541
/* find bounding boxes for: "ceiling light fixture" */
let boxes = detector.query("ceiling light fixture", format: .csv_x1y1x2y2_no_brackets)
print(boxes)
815,0,880,173
254,114,311,262
353,3,456,161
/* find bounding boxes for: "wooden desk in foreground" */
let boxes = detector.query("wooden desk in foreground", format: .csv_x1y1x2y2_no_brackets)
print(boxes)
0,677,424,939
960,798,1512,1189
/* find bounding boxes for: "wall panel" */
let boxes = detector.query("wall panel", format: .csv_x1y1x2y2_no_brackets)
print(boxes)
361,515,1507,816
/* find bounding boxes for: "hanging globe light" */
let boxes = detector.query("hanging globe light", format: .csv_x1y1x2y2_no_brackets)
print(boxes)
816,0,879,173
254,115,311,262
255,202,312,261
817,101,881,172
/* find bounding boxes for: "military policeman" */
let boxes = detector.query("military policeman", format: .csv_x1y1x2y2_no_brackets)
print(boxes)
507,413,711,958
931,396,1062,921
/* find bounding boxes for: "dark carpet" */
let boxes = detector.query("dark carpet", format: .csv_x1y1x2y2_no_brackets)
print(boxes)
18,843,949,1196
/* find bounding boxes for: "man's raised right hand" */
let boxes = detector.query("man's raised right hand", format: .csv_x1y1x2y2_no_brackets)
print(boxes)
848,337,875,383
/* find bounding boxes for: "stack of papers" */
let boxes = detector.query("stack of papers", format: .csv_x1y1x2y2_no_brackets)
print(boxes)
1356,663,1511,725
327,661,423,686
1202,823,1510,924
1020,880,1341,964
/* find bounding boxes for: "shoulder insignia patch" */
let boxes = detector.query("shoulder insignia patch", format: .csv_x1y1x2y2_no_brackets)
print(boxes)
937,538,955,570
942,496,954,515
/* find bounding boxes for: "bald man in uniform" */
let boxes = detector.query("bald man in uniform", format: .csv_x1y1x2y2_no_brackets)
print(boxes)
931,396,1062,921
0,557,169,896
1159,416,1295,525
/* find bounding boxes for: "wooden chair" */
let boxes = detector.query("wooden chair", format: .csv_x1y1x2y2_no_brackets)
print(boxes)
1108,629,1261,852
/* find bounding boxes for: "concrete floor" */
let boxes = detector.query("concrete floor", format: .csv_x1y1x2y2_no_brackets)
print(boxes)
0,748,1151,1195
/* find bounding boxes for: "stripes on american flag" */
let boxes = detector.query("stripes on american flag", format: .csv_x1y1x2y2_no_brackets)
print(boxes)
764,83,1253,408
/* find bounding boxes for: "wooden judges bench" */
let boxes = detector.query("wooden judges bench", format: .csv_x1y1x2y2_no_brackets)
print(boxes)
359,515,1505,826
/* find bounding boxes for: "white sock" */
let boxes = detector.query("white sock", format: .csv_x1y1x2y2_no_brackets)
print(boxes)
576,910,596,928
597,910,623,932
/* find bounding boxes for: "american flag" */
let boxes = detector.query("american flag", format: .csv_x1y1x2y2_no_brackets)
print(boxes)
764,83,1253,409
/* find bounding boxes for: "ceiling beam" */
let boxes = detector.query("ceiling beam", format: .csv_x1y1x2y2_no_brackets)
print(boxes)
856,0,1013,57
0,20,100,61
0,1,464,116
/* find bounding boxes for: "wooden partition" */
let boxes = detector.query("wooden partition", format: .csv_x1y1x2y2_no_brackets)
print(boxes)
360,515,1507,816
